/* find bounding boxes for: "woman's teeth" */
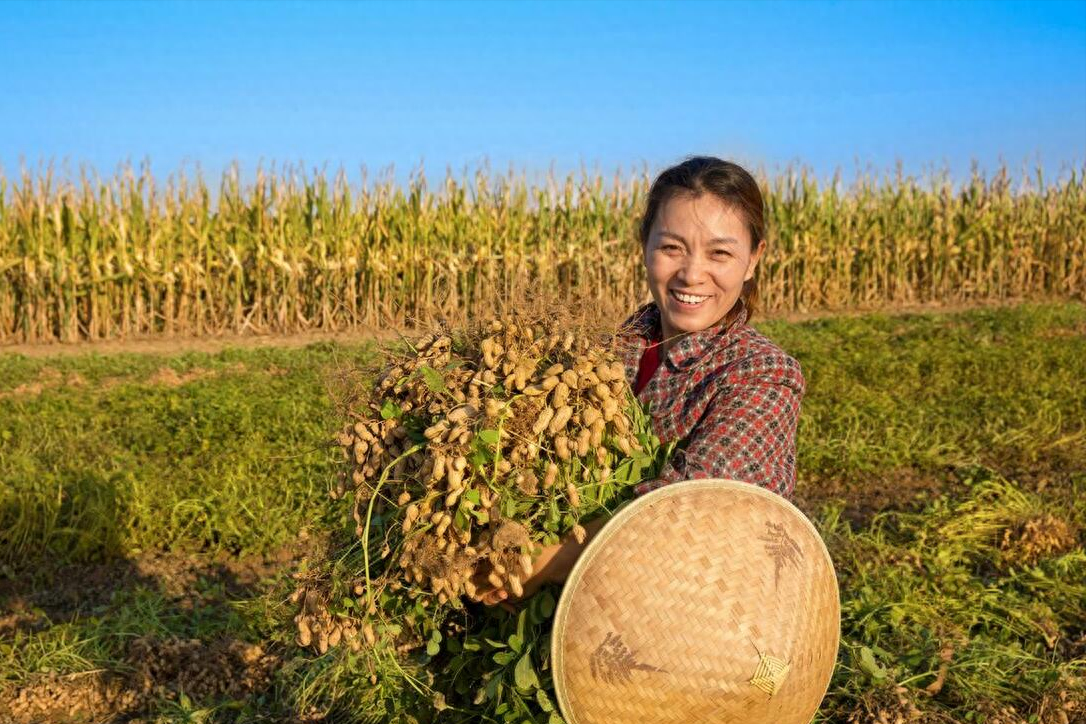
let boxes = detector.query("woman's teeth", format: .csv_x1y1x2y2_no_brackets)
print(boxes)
671,290,710,305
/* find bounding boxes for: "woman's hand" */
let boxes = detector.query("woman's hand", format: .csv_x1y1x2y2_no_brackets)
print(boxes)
470,516,609,611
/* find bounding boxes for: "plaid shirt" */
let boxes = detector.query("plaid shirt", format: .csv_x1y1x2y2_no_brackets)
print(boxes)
615,302,805,500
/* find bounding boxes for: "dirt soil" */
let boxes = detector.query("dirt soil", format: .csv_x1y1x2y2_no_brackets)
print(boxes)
793,468,960,528
0,545,303,635
0,543,314,723
1,637,280,724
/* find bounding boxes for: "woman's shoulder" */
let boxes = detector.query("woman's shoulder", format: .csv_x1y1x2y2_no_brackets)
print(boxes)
723,323,805,391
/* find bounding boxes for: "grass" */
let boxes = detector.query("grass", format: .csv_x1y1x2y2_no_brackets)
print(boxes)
0,344,378,565
1,302,1084,722
765,303,1086,480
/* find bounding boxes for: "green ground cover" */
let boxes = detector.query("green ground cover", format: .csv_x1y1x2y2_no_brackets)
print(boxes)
1,303,1083,723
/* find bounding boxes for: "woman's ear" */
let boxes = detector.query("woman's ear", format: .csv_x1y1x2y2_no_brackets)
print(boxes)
744,240,766,282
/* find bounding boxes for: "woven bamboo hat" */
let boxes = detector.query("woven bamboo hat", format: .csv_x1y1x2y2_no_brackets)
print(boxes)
551,479,839,724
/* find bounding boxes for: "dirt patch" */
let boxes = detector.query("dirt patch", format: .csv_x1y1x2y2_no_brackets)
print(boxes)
0,608,45,638
1035,321,1086,340
145,362,247,388
2,637,280,724
0,544,311,722
1061,630,1086,662
146,365,213,387
0,544,312,632
127,635,280,702
844,684,943,724
992,451,1086,497
1,326,397,359
973,685,1085,724
794,468,957,528
0,367,86,400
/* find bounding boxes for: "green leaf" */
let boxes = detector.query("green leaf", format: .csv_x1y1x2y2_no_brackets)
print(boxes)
536,689,555,712
508,634,524,653
501,496,517,518
493,650,517,665
463,638,482,652
514,652,540,690
469,507,490,524
549,714,566,724
539,591,556,618
527,594,543,626
544,497,560,532
477,428,500,446
380,399,403,419
463,489,481,505
419,365,447,393
485,674,503,700
426,640,440,657
857,646,887,681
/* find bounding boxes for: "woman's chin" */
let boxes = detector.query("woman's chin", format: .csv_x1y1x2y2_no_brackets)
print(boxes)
661,306,723,334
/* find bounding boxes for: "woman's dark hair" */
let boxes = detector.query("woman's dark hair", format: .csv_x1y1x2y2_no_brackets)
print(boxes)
639,156,766,324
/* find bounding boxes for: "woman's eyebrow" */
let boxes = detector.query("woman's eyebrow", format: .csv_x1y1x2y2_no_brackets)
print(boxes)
657,231,739,245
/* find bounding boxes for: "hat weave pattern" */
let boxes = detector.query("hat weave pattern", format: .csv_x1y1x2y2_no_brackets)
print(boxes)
551,479,840,724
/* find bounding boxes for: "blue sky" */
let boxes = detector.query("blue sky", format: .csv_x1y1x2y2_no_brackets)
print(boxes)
1,0,1084,185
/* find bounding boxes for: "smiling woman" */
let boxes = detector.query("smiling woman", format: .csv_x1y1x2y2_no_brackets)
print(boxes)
620,156,805,498
475,157,808,609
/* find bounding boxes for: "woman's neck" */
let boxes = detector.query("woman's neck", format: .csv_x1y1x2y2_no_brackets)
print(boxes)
656,309,737,356
658,320,684,356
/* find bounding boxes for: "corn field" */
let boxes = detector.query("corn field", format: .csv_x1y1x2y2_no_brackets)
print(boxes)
0,163,1083,343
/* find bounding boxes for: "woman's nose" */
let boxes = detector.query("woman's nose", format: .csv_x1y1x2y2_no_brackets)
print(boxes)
677,253,710,283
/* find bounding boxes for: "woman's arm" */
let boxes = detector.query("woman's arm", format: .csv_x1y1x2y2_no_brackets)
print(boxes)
636,353,805,499
472,516,610,608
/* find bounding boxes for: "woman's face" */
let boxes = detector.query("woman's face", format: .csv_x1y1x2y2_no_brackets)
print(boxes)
643,192,764,342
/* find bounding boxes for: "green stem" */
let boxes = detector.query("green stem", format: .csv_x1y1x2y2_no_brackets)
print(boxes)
363,442,426,614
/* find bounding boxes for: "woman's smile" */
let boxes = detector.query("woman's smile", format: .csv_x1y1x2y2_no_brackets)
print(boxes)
668,288,713,309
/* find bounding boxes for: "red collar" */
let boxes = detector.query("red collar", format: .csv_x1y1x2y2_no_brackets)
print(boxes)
634,341,662,395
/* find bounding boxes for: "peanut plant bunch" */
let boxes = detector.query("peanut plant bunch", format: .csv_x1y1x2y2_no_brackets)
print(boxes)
286,313,669,721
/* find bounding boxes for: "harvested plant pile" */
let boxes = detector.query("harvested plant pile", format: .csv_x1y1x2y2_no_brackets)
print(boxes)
287,313,667,722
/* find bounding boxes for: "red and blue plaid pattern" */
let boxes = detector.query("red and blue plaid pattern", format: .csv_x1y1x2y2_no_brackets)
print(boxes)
615,302,805,500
